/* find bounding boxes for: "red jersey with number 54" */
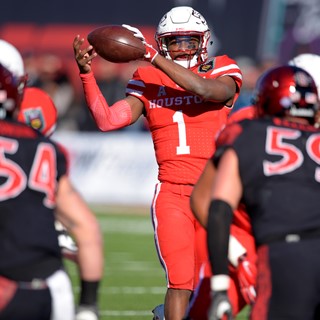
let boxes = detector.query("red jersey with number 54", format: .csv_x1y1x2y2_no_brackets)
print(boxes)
126,55,242,185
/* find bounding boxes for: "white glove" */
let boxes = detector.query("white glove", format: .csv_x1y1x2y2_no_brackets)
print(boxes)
122,24,158,63
122,24,146,43
75,305,99,320
208,291,233,320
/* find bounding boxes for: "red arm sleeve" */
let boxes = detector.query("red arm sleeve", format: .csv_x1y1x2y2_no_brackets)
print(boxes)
80,72,132,131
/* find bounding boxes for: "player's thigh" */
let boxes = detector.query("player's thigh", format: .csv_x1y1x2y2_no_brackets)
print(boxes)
252,240,320,320
0,287,51,319
153,191,196,289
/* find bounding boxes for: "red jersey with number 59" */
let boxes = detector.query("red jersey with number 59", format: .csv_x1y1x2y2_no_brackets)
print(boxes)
126,55,242,185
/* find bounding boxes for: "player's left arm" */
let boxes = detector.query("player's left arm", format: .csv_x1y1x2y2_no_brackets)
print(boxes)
208,148,242,272
207,148,242,318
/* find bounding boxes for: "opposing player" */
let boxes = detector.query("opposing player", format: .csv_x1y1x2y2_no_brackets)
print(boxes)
0,63,103,319
73,5,242,319
17,87,105,319
207,65,320,319
188,53,320,319
0,39,80,263
0,40,103,319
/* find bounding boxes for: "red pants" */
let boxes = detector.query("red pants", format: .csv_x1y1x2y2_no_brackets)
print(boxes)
186,224,257,319
151,182,208,290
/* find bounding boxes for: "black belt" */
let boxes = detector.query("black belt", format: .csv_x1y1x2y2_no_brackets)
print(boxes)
18,279,48,290
261,227,320,245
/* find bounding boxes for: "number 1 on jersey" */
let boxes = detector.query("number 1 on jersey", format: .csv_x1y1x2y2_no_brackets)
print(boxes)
173,110,190,155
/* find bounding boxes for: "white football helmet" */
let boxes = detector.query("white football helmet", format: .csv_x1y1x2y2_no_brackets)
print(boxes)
0,39,27,100
288,53,320,99
155,6,211,69
0,40,25,78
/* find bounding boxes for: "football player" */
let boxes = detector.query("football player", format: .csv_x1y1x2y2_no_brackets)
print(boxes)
0,63,103,319
186,53,320,320
73,6,242,320
0,39,102,319
207,65,320,319
18,87,79,262
0,39,79,263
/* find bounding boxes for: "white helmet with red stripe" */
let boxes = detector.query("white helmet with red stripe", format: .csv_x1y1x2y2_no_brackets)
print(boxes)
0,40,25,78
0,39,27,99
155,6,211,69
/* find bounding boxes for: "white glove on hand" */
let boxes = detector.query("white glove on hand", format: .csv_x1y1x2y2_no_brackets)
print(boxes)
122,24,146,43
208,291,233,320
122,24,158,63
75,305,99,320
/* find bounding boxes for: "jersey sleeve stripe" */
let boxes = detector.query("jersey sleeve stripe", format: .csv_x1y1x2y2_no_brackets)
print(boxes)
220,72,243,80
126,88,143,97
128,79,146,88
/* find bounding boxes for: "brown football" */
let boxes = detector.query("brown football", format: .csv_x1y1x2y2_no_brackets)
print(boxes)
87,25,146,63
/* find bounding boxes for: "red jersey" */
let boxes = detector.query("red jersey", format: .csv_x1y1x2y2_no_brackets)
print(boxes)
227,105,256,124
126,55,242,185
227,105,257,233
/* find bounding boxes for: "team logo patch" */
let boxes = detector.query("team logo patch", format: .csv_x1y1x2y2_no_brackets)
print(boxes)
22,107,45,131
198,60,214,73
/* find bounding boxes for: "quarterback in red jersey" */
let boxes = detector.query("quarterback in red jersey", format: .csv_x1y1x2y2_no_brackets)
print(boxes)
73,6,242,319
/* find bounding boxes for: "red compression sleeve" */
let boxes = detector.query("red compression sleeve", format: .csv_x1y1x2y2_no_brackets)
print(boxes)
80,72,132,131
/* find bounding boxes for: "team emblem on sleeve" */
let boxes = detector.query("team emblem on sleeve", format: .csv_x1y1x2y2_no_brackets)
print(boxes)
198,60,214,73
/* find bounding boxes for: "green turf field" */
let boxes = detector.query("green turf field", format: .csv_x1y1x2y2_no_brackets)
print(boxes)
65,210,250,319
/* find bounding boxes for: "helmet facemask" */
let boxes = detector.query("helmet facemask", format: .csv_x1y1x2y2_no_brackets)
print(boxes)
157,31,210,68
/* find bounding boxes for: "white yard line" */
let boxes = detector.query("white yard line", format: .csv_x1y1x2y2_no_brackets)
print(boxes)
73,286,165,294
100,310,153,316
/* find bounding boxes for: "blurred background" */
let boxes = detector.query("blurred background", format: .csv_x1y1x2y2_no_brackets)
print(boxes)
1,0,319,206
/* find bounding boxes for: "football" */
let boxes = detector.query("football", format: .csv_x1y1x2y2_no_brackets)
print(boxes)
87,25,146,63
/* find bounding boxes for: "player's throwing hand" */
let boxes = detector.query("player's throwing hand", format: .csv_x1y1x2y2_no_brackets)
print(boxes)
122,24,158,63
